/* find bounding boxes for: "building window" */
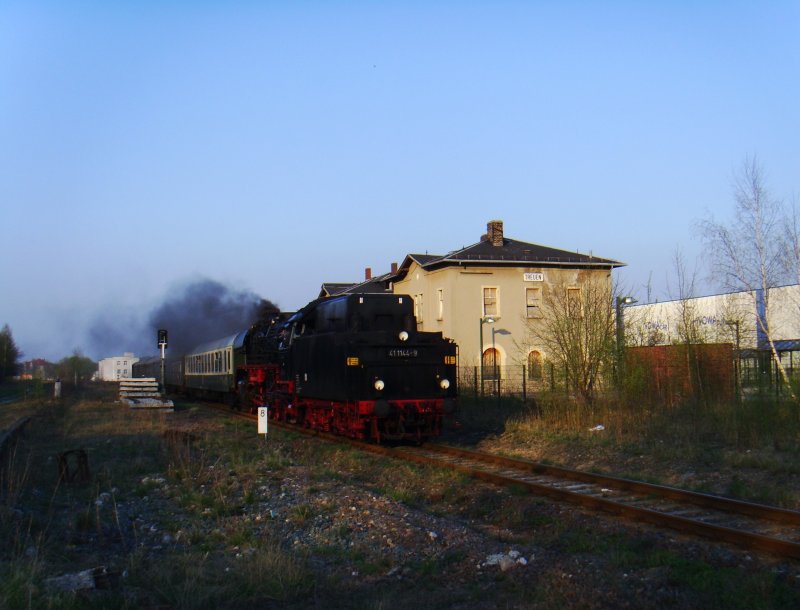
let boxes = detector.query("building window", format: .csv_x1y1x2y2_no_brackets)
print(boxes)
483,287,498,317
527,351,543,380
437,289,444,320
414,294,423,322
526,287,541,318
567,287,582,318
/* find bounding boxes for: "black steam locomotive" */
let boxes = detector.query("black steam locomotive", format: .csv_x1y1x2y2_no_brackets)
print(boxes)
135,293,458,443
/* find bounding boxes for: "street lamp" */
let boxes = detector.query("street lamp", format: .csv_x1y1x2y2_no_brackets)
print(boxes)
491,327,511,396
615,296,637,381
479,316,499,397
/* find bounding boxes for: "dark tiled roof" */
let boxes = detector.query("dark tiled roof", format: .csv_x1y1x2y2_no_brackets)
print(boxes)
319,275,394,297
400,238,623,275
321,225,624,294
406,254,441,266
318,283,357,297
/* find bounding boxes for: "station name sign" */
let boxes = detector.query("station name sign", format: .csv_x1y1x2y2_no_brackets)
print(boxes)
524,272,544,282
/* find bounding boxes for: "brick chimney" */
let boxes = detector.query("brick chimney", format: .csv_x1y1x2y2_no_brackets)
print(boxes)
365,267,372,280
487,220,504,246
390,262,398,274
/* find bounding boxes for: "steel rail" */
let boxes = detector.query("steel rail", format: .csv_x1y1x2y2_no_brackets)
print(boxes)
423,443,800,525
402,444,800,560
217,406,800,559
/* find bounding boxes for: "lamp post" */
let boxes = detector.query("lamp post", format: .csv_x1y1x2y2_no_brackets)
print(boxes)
615,296,637,382
479,316,498,397
491,327,511,396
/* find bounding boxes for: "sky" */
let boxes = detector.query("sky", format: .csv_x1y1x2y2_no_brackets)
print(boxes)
1,1,798,362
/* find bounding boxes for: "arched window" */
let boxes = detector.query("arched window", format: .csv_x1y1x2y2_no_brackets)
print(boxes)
482,348,500,379
528,350,543,381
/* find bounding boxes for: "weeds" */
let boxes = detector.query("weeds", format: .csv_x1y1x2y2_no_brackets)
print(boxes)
1,381,799,608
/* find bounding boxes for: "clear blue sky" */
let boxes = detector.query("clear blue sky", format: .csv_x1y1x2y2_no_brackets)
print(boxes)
1,1,798,361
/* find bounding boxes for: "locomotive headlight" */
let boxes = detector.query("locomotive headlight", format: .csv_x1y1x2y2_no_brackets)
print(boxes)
398,331,409,342
439,379,450,390
374,379,385,391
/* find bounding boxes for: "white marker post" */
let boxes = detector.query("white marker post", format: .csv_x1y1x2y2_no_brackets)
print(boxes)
157,329,168,393
258,406,268,440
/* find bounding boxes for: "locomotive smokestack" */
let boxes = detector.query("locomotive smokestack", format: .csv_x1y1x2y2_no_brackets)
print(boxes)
365,267,372,280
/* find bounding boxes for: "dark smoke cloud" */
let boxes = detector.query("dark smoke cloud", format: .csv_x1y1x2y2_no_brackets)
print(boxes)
86,279,280,359
147,279,279,355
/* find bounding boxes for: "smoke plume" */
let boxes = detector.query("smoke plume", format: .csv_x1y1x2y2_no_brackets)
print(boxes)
147,279,279,355
86,278,280,359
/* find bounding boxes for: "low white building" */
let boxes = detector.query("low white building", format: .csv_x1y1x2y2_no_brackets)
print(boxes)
96,353,140,381
625,285,800,367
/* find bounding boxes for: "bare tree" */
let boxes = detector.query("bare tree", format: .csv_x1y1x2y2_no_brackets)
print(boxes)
526,274,616,407
699,157,796,401
669,248,706,345
783,198,800,289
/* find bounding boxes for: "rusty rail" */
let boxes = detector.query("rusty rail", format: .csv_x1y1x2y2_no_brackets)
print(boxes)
212,404,800,559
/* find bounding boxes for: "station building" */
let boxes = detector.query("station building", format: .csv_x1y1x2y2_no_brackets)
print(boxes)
320,220,624,376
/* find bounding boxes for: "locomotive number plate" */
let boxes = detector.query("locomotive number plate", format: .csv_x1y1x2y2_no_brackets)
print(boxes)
388,348,419,358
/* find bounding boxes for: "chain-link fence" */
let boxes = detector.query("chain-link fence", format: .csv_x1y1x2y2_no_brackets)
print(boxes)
457,364,563,401
457,348,799,405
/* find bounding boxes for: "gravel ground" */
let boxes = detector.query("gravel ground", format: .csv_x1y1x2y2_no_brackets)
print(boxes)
5,399,800,609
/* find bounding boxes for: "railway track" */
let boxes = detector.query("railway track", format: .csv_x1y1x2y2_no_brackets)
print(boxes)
223,405,800,560
399,443,800,560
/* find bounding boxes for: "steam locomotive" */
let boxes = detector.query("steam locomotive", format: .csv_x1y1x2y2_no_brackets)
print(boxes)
134,293,458,443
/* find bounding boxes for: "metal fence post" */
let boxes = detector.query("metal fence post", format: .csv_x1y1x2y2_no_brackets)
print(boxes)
522,365,527,403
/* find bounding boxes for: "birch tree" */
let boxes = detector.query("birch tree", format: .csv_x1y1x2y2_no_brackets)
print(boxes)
699,157,796,401
527,275,616,407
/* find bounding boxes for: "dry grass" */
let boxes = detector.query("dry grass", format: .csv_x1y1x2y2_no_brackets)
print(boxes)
0,384,315,608
455,391,800,508
1,381,799,609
